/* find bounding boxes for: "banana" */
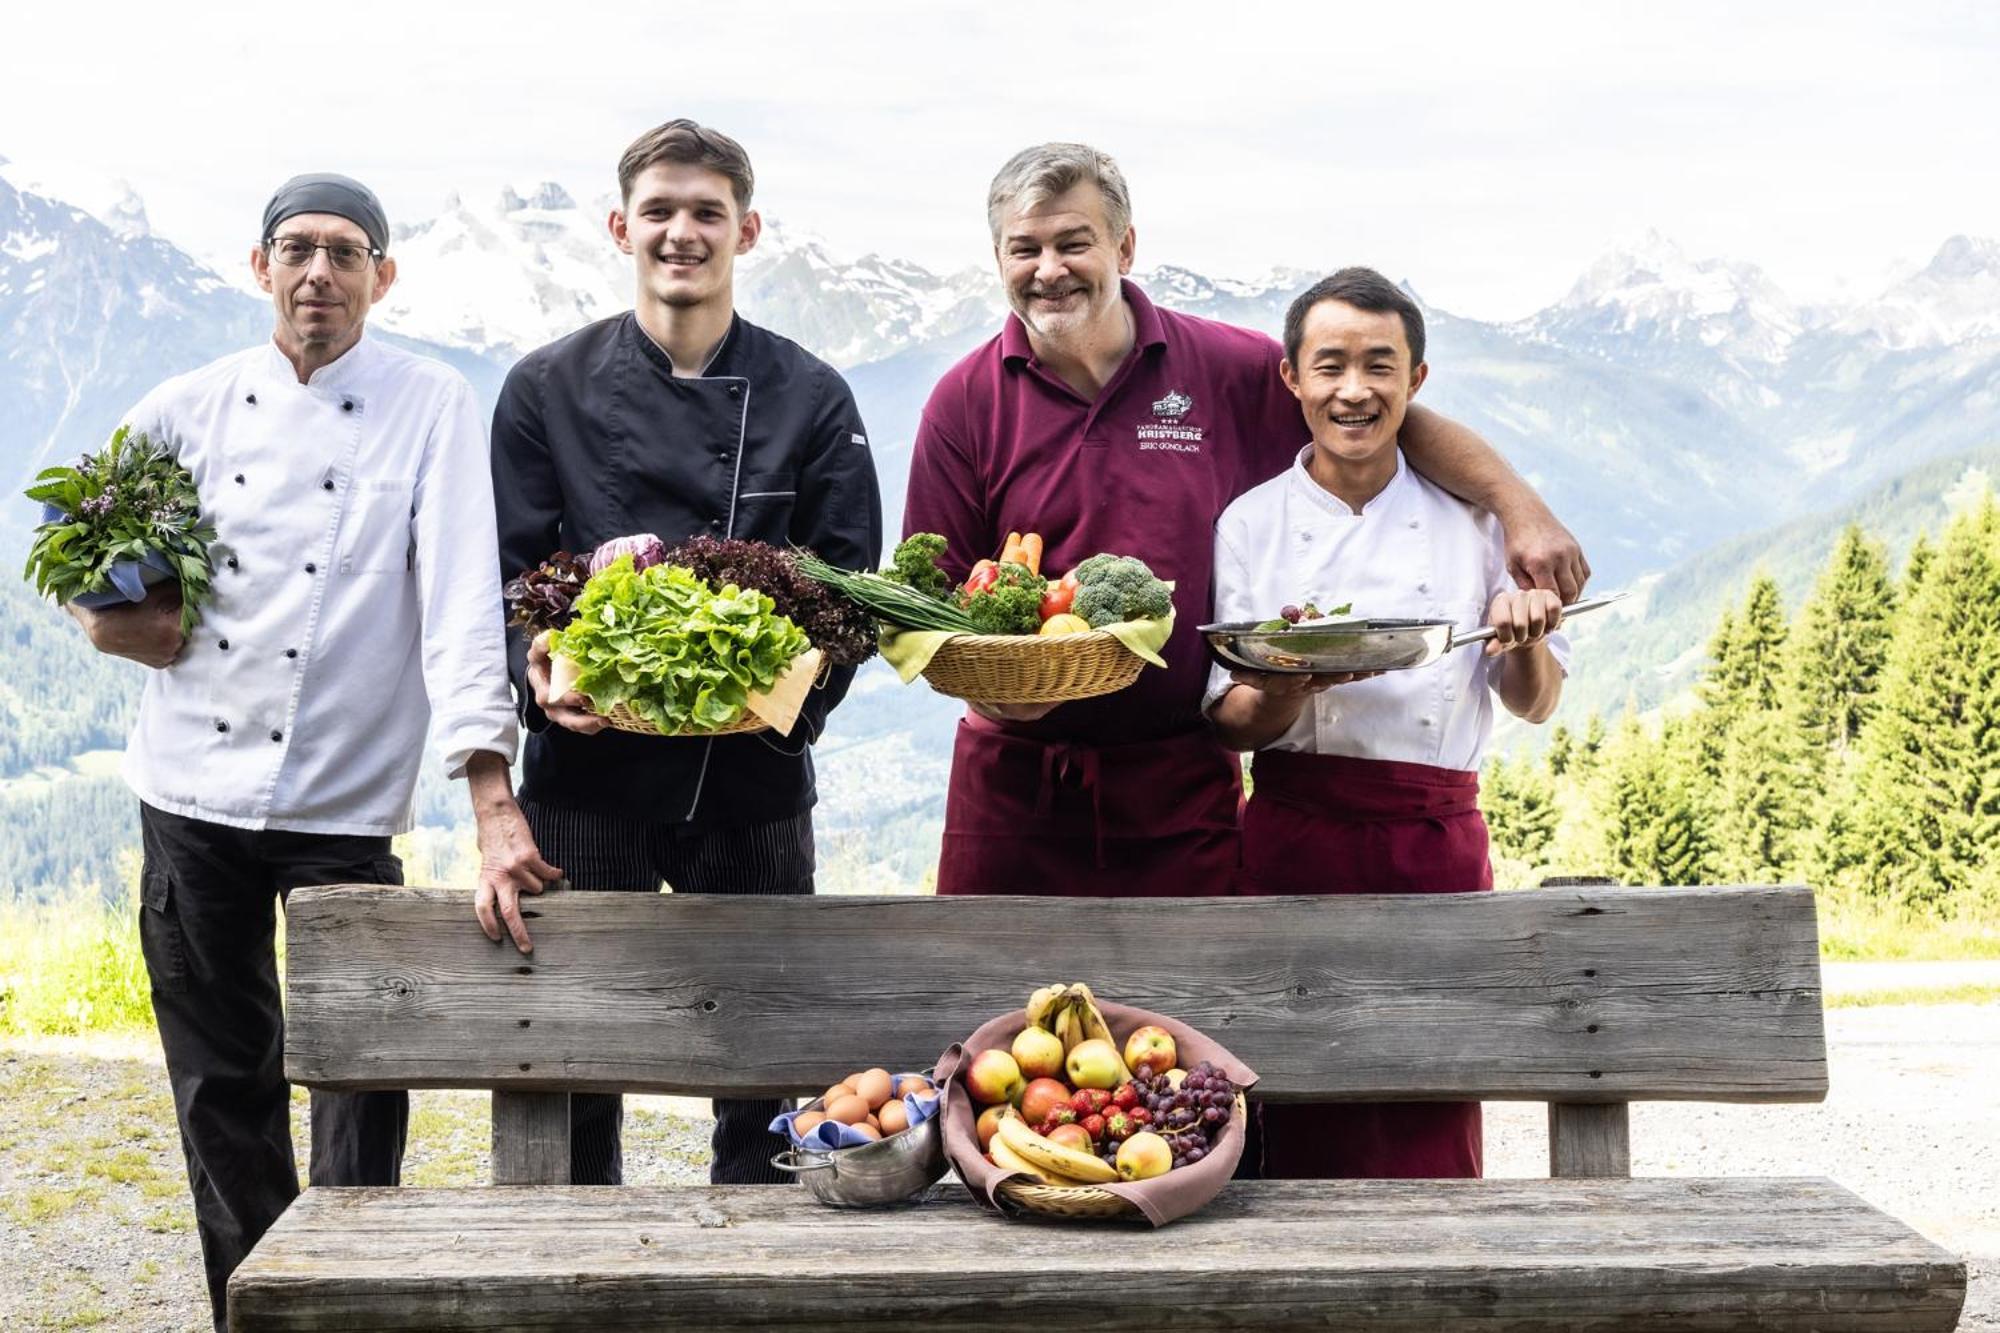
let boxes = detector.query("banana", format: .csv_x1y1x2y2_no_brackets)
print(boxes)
1052,1000,1085,1055
997,1112,1120,1184
1024,983,1069,1033
1067,983,1133,1083
989,1130,1091,1187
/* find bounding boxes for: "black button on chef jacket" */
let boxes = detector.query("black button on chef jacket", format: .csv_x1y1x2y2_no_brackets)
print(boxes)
492,312,883,825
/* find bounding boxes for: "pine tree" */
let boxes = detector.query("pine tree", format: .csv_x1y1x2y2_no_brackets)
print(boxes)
1595,715,1716,886
1786,525,1896,756
1688,574,1806,879
1579,714,1607,772
1841,497,2000,912
1484,753,1560,865
1546,724,1574,778
1903,532,1934,595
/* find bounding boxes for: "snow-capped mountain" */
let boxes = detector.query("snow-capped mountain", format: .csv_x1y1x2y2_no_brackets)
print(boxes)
1834,235,2000,350
1523,230,1804,381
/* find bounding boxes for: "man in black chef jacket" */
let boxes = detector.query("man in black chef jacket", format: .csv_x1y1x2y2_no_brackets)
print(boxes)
487,119,883,1185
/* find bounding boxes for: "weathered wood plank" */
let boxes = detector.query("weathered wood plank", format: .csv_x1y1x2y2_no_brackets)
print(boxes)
227,1177,1965,1332
1548,1101,1631,1177
491,1091,568,1185
282,885,1828,1102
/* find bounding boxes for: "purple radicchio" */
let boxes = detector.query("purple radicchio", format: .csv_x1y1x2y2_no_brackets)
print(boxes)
587,532,668,576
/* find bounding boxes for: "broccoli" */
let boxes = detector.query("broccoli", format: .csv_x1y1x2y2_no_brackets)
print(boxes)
961,561,1045,634
1073,556,1173,627
881,532,952,600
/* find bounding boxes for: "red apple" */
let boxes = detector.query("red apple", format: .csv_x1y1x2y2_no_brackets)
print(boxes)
1019,1077,1072,1126
1064,1037,1124,1090
1116,1131,1172,1181
1047,1122,1094,1154
1010,1026,1067,1081
966,1049,1025,1106
1123,1025,1177,1075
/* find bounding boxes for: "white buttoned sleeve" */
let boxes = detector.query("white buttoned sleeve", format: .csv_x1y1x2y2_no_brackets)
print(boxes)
411,375,520,778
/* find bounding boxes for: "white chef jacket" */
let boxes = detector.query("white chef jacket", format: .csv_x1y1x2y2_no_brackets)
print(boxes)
1206,447,1570,772
118,334,518,835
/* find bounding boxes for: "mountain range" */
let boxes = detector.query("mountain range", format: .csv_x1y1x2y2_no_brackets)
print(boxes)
3,158,1996,895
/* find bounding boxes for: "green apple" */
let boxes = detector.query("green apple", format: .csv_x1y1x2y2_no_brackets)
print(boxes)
1064,1037,1124,1090
1011,1026,1067,1081
1116,1131,1172,1181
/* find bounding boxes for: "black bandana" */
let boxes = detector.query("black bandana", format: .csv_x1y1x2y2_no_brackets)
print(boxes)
260,173,389,253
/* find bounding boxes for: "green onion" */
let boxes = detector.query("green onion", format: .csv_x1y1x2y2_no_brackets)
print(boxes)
792,550,978,633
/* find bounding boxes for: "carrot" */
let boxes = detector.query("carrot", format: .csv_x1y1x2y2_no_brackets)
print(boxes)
1000,531,1024,565
1021,533,1043,576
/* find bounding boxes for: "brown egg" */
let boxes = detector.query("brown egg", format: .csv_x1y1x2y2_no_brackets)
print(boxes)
894,1075,932,1098
849,1123,882,1142
792,1110,827,1135
827,1094,870,1125
822,1083,855,1107
865,1114,881,1132
854,1068,894,1110
878,1100,910,1135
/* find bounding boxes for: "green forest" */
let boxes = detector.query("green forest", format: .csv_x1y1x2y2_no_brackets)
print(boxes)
1484,499,2000,954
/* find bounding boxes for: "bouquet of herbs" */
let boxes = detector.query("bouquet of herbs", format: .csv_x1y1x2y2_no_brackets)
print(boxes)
23,426,217,636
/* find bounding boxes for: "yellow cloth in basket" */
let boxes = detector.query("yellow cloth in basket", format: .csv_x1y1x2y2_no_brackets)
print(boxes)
878,611,1175,685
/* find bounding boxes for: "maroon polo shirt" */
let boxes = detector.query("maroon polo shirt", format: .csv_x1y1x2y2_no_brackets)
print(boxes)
904,280,1308,746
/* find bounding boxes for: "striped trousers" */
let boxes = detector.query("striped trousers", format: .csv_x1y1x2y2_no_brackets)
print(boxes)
521,801,814,1186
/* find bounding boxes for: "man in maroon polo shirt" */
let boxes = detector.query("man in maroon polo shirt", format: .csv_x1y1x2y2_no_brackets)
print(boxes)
904,142,1588,898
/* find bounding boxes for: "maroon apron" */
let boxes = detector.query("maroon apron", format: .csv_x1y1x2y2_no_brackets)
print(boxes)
936,717,1242,898
1241,750,1490,1180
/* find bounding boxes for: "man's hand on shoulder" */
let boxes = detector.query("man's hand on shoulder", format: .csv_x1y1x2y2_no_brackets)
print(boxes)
1502,508,1590,603
528,631,608,734
68,584,187,669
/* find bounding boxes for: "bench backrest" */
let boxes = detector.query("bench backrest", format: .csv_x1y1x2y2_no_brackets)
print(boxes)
286,884,1824,1108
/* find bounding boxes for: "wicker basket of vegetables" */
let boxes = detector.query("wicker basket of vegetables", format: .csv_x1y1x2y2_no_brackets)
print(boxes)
797,533,1172,706
507,535,873,737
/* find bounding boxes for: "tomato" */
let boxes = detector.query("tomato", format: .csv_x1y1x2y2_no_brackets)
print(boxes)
962,564,1001,596
1039,579,1076,620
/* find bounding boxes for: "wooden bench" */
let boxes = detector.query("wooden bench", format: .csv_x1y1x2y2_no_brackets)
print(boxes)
229,883,1967,1331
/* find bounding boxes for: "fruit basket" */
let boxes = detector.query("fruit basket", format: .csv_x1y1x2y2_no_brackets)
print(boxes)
936,985,1258,1226
918,630,1147,705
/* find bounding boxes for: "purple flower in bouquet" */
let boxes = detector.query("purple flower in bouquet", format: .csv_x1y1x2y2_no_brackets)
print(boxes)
587,533,667,576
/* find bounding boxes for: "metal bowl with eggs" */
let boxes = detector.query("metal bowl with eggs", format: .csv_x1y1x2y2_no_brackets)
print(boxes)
770,1068,948,1207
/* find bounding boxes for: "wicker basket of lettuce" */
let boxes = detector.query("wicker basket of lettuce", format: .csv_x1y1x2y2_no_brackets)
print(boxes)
23,426,216,635
506,535,873,737
797,534,1173,705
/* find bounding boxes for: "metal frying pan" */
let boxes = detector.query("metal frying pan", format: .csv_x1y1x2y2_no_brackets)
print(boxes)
1200,591,1628,675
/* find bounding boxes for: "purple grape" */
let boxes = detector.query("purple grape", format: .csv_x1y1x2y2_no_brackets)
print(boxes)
1187,1146,1206,1163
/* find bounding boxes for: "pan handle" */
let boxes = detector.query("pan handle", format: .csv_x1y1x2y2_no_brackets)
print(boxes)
1454,590,1629,647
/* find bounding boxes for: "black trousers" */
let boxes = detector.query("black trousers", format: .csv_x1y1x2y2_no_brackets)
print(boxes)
138,803,410,1332
522,801,814,1186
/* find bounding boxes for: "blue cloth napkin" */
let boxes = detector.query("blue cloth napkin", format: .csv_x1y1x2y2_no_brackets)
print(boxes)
770,1074,942,1150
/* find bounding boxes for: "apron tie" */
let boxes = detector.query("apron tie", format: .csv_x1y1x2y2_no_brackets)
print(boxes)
1036,742,1108,867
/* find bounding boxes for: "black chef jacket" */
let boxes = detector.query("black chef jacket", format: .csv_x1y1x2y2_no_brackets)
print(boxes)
492,311,883,826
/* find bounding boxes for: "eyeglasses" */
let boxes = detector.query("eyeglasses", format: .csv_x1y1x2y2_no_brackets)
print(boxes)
264,236,381,272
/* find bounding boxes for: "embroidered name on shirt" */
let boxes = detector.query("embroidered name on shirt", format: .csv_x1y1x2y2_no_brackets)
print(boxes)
1139,390,1204,452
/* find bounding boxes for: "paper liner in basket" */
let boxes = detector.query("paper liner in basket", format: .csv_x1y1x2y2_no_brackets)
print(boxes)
935,998,1258,1227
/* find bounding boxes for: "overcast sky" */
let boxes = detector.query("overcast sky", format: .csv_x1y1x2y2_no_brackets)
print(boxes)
3,0,1995,320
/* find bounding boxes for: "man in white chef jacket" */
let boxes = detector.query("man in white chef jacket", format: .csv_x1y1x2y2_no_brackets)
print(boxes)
63,173,560,1332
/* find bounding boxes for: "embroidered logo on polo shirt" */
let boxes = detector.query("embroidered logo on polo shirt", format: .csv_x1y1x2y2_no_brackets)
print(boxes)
1138,388,1204,453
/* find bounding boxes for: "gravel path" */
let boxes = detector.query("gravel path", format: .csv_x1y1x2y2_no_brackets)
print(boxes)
3,1001,1994,1331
